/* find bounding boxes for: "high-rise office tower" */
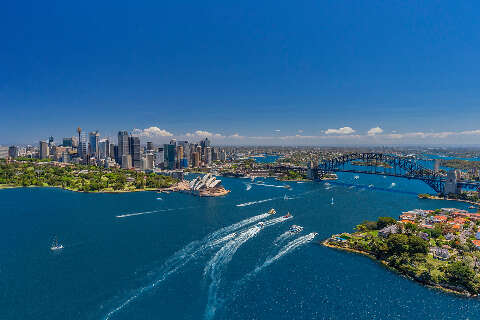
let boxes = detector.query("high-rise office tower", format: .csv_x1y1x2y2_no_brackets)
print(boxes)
39,141,49,159
129,136,141,169
177,145,184,168
78,132,88,158
62,137,73,147
146,141,154,151
89,131,100,157
154,147,164,168
193,152,200,167
164,143,176,170
117,131,130,165
8,146,18,159
98,139,110,159
205,146,212,165
109,143,116,160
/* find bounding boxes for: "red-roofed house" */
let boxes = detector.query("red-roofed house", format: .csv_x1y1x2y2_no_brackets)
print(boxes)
432,215,447,223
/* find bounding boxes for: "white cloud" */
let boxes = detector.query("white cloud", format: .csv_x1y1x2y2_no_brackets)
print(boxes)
297,129,304,133
195,130,213,137
229,133,244,139
325,127,355,135
367,127,384,136
132,126,173,138
274,129,281,132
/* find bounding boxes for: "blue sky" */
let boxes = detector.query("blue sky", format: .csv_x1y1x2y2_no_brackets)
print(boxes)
2,1,480,145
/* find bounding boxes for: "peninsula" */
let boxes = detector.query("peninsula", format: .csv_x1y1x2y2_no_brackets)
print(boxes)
0,159,177,193
323,208,480,296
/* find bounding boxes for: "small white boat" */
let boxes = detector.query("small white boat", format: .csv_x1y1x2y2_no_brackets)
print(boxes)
268,208,276,215
469,205,476,209
289,225,303,233
331,197,334,205
368,184,374,188
354,176,359,180
50,237,63,251
257,222,265,228
284,194,288,200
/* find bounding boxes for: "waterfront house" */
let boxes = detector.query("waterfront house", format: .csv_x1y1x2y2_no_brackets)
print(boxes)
431,247,450,260
379,224,399,238
399,213,416,221
431,215,447,224
445,233,455,241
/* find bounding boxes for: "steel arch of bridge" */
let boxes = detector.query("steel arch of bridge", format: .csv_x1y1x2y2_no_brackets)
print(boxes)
314,153,446,194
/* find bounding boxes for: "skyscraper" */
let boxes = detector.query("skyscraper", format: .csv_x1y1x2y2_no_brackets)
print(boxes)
62,137,73,147
78,132,88,159
39,141,49,159
146,141,154,151
164,143,176,170
117,131,130,166
98,139,110,159
8,146,18,159
89,131,100,157
129,136,141,169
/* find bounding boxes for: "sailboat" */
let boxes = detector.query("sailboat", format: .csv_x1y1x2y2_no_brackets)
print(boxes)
50,236,64,251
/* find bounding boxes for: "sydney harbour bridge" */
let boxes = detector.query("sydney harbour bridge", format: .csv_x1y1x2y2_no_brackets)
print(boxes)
306,153,480,195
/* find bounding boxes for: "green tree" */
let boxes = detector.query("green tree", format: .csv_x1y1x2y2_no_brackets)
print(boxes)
377,217,397,229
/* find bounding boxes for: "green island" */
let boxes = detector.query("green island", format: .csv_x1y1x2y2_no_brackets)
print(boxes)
0,159,177,193
323,208,480,296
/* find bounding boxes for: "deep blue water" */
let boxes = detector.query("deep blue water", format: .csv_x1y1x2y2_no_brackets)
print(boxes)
1,173,480,320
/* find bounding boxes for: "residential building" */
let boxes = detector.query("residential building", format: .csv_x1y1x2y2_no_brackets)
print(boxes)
39,141,49,159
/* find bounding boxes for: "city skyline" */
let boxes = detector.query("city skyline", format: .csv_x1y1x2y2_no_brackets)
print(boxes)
3,1,480,145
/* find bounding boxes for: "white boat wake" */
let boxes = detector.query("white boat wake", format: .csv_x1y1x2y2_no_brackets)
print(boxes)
236,198,275,207
205,232,317,320
273,231,294,245
245,184,252,191
104,212,271,319
115,207,195,218
251,183,287,189
203,217,290,320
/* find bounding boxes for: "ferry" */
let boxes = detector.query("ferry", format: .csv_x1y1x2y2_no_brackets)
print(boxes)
289,225,303,233
268,208,276,215
283,212,292,218
50,237,63,251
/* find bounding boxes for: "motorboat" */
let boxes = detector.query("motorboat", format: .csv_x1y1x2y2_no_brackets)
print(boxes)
257,222,265,228
469,205,476,209
331,197,334,205
268,208,276,215
50,237,63,251
283,212,292,218
289,225,303,233
284,185,292,189
354,175,359,180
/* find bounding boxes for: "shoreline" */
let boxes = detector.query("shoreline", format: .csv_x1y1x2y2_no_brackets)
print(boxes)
419,194,480,207
0,183,230,197
321,239,474,297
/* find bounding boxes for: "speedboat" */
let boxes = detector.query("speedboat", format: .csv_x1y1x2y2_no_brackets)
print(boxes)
283,212,292,218
284,185,291,189
257,222,265,228
354,175,359,180
268,208,276,215
50,237,63,251
289,225,303,233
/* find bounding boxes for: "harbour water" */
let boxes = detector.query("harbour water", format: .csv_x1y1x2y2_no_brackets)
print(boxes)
1,173,480,319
